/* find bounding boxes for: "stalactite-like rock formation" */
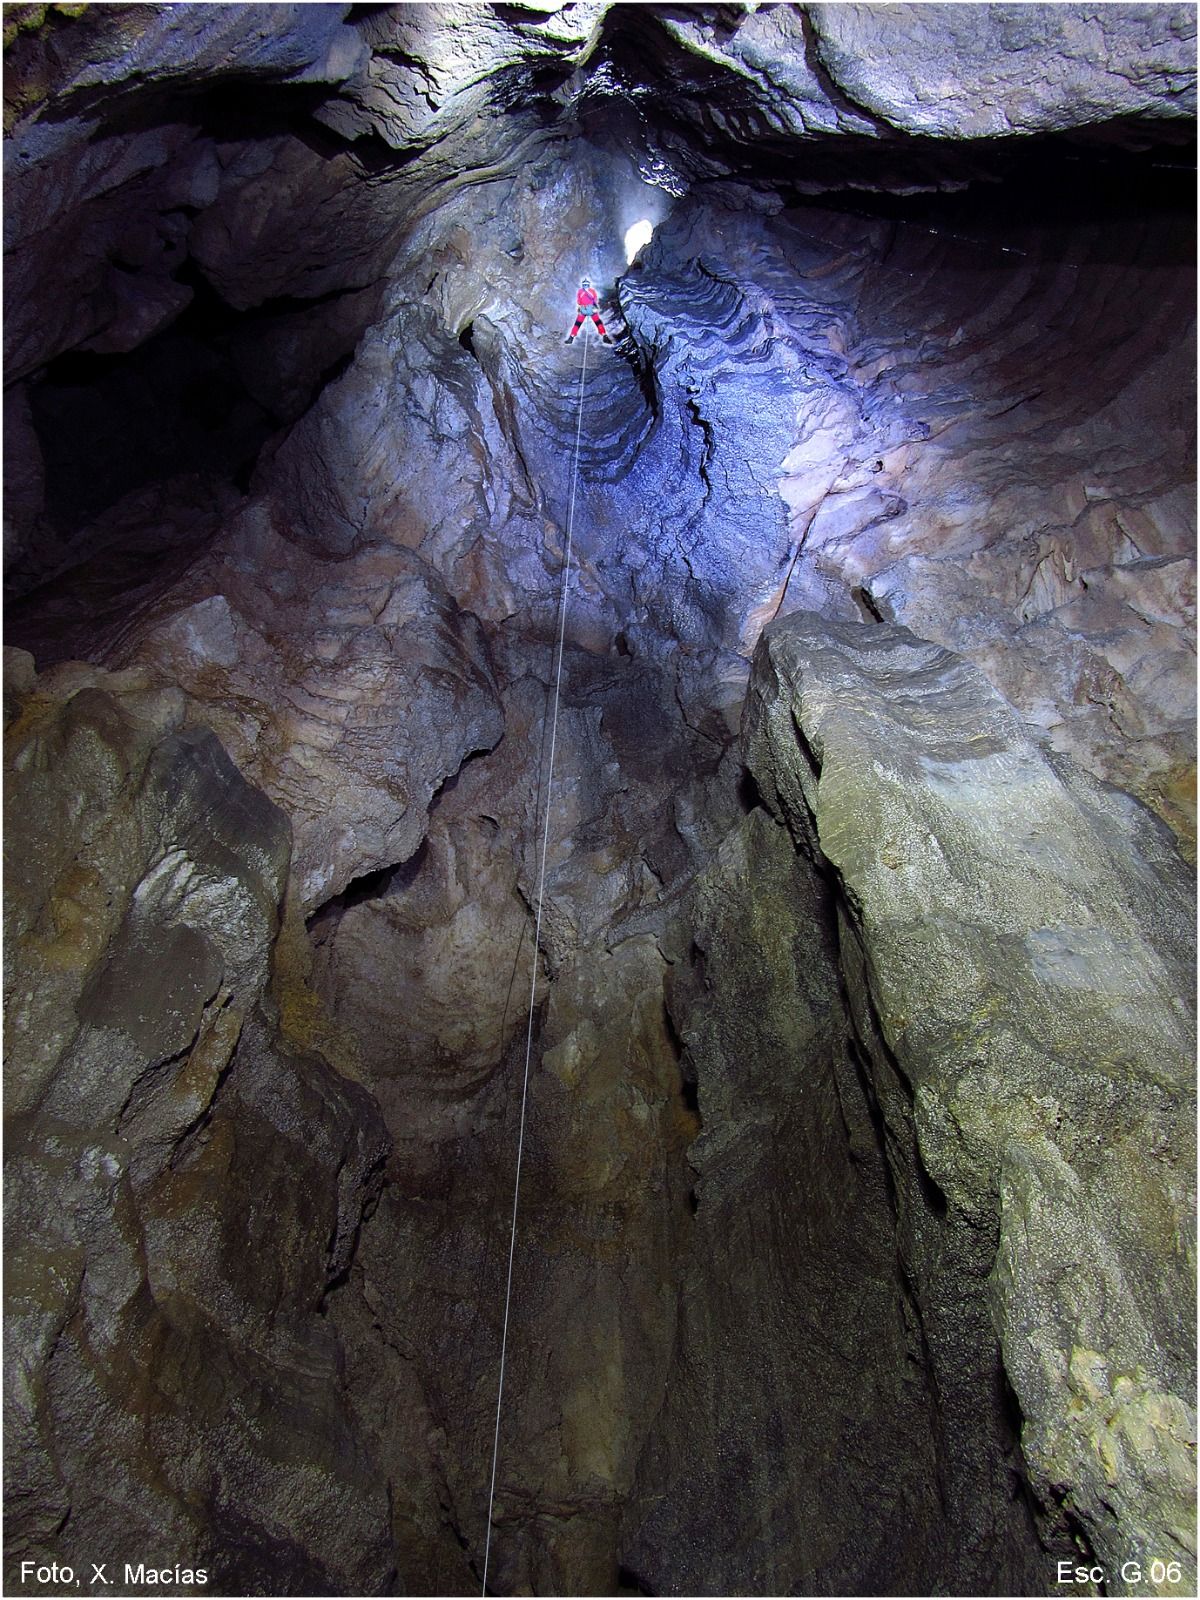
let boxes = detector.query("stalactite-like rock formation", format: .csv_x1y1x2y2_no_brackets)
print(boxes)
4,5,1196,1597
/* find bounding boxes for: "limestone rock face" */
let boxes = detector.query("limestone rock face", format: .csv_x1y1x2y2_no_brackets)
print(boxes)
7,6,1195,856
743,611,1197,1591
808,4,1198,137
632,2,1196,163
3,649,393,1595
302,646,744,1591
315,915,697,1597
768,201,1197,852
107,523,506,914
622,809,976,1596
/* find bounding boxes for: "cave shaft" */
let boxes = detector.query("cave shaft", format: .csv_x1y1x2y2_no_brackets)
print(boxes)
3,5,1196,1598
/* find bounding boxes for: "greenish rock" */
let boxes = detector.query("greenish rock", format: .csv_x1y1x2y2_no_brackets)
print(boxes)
743,611,1196,1595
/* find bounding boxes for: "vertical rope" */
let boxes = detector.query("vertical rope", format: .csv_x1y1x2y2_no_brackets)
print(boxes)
482,322,591,1596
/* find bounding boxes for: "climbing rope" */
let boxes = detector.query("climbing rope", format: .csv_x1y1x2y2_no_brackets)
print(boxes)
481,320,591,1597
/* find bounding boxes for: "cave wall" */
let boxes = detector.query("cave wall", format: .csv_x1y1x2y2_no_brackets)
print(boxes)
623,807,957,1597
743,612,1196,1593
4,5,1197,1597
3,653,393,1593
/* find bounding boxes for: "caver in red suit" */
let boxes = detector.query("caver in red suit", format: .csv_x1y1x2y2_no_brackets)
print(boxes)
566,278,614,343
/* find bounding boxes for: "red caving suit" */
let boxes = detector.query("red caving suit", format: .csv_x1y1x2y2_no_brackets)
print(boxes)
567,285,609,340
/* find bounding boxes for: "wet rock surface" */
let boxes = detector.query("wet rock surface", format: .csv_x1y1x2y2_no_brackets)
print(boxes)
4,4,1197,1596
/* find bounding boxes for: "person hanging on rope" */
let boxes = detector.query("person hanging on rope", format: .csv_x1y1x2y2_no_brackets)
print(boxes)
565,278,614,345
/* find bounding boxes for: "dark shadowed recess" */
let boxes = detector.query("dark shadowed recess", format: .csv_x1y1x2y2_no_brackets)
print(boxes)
29,264,359,533
809,124,1197,263
305,843,431,941
14,81,399,538
31,266,272,531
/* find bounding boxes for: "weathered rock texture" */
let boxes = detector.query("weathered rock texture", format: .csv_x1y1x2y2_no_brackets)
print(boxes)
623,809,959,1596
3,649,392,1595
4,3,1197,1597
743,612,1197,1595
